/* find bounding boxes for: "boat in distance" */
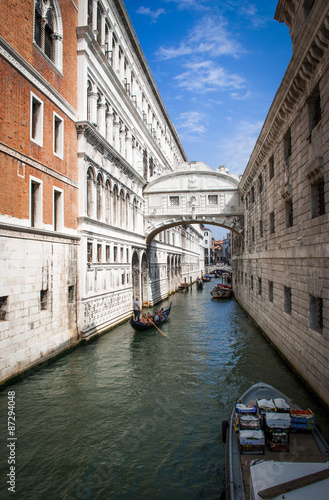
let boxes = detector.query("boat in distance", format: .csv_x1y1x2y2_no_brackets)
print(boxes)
211,283,232,298
222,382,329,500
129,305,171,331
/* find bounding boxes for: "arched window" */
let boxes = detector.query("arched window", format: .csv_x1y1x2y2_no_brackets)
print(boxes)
126,194,130,229
34,0,63,72
113,184,118,225
133,198,137,231
87,167,95,218
105,179,111,224
96,173,103,220
120,189,125,227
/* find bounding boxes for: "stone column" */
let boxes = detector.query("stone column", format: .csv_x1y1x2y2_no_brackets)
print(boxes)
126,130,132,164
88,83,98,125
97,96,107,137
106,105,114,145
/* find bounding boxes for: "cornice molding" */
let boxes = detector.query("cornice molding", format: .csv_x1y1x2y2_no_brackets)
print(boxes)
0,37,79,122
0,141,79,188
76,121,146,188
240,9,329,193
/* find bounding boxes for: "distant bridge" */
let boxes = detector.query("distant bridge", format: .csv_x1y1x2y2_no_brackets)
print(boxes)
143,162,244,242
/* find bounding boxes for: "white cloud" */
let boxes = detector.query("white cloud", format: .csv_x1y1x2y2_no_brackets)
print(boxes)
216,120,263,175
137,6,166,23
175,60,245,93
156,15,242,60
162,0,208,11
177,110,207,135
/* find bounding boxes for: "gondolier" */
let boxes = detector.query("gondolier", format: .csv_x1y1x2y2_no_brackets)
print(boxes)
133,298,140,321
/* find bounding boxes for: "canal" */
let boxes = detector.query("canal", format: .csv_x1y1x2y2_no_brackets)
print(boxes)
1,280,329,499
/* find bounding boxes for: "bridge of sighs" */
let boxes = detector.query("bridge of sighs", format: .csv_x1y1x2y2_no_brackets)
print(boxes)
143,162,244,241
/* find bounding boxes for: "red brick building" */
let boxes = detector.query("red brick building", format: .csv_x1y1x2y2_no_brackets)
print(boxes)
0,0,80,382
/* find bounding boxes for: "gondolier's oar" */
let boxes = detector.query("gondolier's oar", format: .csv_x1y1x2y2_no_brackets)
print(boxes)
142,315,167,337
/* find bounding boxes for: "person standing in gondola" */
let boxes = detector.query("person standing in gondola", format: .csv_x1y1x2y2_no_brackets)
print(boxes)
133,298,140,321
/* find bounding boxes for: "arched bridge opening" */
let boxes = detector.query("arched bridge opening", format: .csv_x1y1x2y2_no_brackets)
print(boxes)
143,162,244,243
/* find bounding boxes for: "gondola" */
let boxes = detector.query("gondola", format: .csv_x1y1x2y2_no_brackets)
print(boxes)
129,305,171,331
196,280,203,289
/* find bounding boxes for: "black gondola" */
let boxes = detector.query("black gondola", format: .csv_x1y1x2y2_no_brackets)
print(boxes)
196,280,203,289
129,305,171,331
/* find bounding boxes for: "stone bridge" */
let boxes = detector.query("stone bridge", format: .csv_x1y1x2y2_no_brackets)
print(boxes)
143,162,244,242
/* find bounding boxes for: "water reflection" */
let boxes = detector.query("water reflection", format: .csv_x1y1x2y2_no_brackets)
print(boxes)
0,281,328,499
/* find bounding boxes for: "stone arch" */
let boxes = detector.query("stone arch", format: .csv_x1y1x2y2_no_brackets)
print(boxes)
112,184,118,225
119,188,125,227
96,172,104,221
125,193,130,229
132,250,140,300
141,252,149,306
34,0,63,72
86,166,95,217
105,178,111,224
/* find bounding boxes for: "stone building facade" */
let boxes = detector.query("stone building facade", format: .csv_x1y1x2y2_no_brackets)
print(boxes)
232,0,329,404
76,0,204,340
0,0,205,383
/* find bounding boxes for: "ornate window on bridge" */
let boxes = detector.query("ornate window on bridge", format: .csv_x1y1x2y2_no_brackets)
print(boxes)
208,195,218,205
169,196,179,207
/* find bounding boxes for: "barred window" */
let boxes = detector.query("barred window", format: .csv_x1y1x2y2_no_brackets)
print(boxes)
169,196,179,207
208,195,218,205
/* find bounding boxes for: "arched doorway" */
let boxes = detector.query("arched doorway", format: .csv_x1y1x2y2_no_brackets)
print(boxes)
141,253,149,306
132,251,140,301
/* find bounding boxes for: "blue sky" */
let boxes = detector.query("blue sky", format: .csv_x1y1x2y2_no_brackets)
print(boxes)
123,0,292,239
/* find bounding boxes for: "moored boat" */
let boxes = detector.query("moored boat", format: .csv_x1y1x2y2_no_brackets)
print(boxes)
211,283,232,298
129,305,171,331
222,382,329,500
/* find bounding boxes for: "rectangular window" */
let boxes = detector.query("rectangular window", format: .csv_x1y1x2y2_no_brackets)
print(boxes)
311,177,325,218
53,113,64,158
269,155,275,180
40,289,48,310
285,198,293,228
0,296,8,321
269,211,275,234
97,244,102,262
68,285,74,303
169,196,179,206
259,220,263,238
308,84,321,134
53,188,63,231
122,273,125,285
258,174,263,193
113,246,118,262
251,186,255,203
252,226,255,242
284,286,292,315
30,177,42,228
258,278,262,296
31,93,43,146
87,241,93,263
106,245,110,262
251,275,254,291
309,295,323,333
268,281,273,303
284,128,292,161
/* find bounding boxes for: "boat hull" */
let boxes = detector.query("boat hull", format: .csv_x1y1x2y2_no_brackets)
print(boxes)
129,306,171,331
224,382,329,500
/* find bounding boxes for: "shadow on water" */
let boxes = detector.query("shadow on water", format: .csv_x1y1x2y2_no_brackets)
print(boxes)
0,280,328,500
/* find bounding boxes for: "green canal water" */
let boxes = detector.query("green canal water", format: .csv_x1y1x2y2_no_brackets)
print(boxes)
1,280,329,499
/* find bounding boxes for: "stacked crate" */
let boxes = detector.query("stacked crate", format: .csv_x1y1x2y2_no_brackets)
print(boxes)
235,404,265,454
290,409,315,431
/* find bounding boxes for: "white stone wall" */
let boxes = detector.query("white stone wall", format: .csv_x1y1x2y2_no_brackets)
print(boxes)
0,232,79,383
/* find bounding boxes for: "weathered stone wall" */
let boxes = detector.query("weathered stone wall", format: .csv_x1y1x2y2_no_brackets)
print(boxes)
233,0,329,404
0,231,79,383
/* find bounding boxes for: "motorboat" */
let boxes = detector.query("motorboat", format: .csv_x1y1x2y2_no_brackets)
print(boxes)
222,382,329,499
